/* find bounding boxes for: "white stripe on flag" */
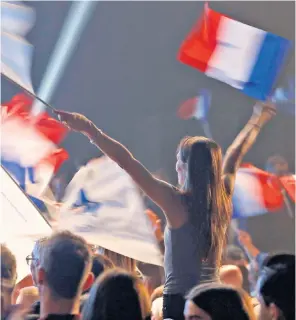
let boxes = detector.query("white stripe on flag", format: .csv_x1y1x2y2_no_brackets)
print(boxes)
1,31,34,94
206,17,265,88
59,157,162,266
1,1,35,36
1,166,52,281
1,117,55,167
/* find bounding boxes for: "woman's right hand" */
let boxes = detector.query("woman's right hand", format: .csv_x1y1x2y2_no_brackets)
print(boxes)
54,110,94,135
252,101,276,125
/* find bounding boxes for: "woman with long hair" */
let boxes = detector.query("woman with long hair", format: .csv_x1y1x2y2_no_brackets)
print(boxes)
55,101,275,319
82,268,151,320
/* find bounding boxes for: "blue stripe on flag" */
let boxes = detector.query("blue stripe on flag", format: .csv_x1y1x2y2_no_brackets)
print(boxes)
242,33,291,100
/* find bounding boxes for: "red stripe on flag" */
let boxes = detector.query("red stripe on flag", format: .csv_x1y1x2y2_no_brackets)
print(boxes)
178,4,225,71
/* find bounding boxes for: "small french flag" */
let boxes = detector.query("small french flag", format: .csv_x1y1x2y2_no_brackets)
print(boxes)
178,3,291,101
232,164,284,218
177,89,211,120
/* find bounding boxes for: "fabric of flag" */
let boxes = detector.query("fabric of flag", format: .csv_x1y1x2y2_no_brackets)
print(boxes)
232,164,284,218
1,1,35,36
177,89,211,120
178,3,291,101
1,1,35,94
1,94,68,166
58,157,163,266
194,89,211,120
1,166,52,281
279,175,296,203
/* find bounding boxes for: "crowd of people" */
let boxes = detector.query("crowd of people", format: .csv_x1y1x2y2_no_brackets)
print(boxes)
1,100,295,320
2,232,295,320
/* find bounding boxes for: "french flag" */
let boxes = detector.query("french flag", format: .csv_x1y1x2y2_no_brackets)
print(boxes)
178,3,291,101
232,164,284,218
1,94,68,167
1,149,67,211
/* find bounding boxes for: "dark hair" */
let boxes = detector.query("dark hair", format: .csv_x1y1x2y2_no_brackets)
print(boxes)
1,244,17,285
82,269,144,320
91,254,114,279
262,253,295,269
186,283,254,320
178,136,231,266
259,257,295,320
40,231,92,299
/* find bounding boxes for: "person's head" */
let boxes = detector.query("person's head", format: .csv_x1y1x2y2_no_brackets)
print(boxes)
82,268,151,320
265,155,289,176
16,286,39,309
1,244,17,317
27,237,48,286
222,245,247,266
257,258,295,320
261,253,295,269
38,231,93,303
219,265,243,288
83,253,115,293
91,254,114,279
185,283,256,320
177,136,231,265
98,247,137,273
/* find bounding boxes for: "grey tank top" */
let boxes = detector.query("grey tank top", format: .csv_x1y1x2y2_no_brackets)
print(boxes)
163,221,218,295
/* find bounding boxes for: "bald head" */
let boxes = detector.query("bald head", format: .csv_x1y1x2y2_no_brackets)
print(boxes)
219,265,243,288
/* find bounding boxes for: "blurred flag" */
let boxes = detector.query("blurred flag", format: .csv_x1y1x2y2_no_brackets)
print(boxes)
58,157,163,266
1,166,52,281
178,3,291,101
2,149,68,199
1,1,35,36
280,175,296,203
1,94,68,167
177,89,211,120
1,1,35,93
232,164,284,218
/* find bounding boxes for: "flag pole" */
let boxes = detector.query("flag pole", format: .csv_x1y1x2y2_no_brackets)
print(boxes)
3,75,56,112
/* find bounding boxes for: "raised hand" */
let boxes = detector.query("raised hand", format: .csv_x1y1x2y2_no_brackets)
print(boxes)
54,110,94,134
252,101,277,125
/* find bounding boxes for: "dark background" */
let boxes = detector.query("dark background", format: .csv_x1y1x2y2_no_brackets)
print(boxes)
2,1,295,253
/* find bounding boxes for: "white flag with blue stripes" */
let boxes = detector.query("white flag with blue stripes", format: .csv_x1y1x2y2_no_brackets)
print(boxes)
58,157,163,266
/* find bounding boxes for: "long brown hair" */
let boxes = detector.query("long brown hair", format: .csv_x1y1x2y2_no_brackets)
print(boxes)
178,136,231,267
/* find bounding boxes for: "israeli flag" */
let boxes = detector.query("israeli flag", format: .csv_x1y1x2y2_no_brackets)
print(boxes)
58,157,163,266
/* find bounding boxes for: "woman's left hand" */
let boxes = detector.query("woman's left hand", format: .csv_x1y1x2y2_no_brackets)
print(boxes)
54,110,93,134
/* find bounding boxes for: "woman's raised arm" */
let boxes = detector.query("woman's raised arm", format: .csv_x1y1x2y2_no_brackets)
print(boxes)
55,110,184,225
222,102,276,196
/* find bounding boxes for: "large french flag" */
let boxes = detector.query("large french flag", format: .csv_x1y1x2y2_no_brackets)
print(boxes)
232,164,284,218
178,3,291,101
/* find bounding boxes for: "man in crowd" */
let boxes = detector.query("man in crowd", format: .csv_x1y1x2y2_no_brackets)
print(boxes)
257,254,295,320
35,231,94,319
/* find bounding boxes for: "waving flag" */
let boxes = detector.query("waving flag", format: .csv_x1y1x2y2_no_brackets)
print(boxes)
177,89,213,138
1,94,68,167
178,3,291,101
1,166,52,281
280,175,296,203
232,164,284,218
58,157,163,266
177,89,211,121
1,2,35,94
1,1,35,36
